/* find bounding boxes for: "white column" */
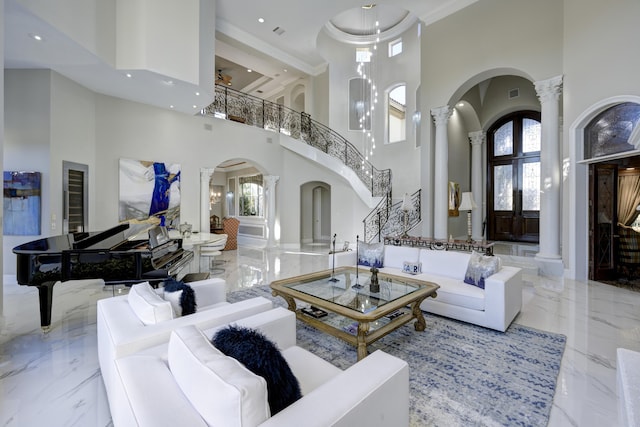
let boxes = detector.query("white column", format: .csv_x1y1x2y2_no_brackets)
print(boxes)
263,175,280,248
469,131,485,241
534,75,564,276
431,106,452,239
200,168,214,232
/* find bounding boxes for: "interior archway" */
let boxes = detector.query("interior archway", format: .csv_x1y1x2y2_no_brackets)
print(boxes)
300,181,331,245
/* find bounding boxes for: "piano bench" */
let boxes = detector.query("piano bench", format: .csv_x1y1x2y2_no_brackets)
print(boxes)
182,272,211,282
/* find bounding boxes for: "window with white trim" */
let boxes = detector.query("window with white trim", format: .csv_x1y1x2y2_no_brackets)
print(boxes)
388,38,402,57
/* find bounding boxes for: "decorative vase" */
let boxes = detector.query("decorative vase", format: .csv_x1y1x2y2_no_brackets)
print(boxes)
369,266,380,293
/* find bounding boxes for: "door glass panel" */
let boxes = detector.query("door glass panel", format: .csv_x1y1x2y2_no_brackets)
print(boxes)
522,162,540,211
494,165,513,210
494,121,513,156
522,118,541,153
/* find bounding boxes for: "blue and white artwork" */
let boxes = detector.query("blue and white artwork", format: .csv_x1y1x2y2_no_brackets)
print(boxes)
119,158,181,227
3,171,42,235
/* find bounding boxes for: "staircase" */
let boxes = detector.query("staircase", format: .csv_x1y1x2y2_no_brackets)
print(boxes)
202,85,421,242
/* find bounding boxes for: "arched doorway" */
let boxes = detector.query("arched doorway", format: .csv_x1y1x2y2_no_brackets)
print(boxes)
300,181,331,245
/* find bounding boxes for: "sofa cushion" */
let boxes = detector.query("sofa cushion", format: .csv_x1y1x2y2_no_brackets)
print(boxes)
168,325,270,427
128,282,174,325
384,245,420,270
463,251,502,289
420,275,485,311
419,250,470,280
357,240,384,268
162,278,197,316
213,326,302,415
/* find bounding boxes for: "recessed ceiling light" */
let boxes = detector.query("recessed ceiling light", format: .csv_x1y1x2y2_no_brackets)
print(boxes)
258,18,264,23
195,91,200,96
193,105,197,109
170,105,174,109
457,102,464,107
283,69,288,73
29,33,44,41
164,80,174,86
247,69,252,73
125,73,132,78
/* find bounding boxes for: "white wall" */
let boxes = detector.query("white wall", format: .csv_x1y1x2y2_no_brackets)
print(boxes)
4,69,52,275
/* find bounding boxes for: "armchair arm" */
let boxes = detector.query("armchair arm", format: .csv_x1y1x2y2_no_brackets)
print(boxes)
188,278,227,308
261,350,409,427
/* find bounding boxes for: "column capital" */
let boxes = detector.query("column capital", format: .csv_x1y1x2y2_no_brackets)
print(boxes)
534,75,563,104
468,131,485,146
263,175,280,190
200,168,215,180
431,105,452,127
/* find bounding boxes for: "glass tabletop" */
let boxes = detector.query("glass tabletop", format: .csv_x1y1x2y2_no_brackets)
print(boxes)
283,268,423,314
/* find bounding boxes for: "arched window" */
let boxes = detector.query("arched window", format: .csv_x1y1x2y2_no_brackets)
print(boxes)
388,84,406,143
584,102,640,159
239,174,263,217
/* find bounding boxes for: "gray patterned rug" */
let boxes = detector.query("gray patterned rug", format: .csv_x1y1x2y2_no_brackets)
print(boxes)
228,285,566,427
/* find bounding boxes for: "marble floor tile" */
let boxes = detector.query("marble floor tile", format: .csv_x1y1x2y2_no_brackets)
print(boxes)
1,244,639,426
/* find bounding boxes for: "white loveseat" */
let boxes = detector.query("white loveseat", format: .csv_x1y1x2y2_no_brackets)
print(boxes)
330,245,522,332
97,278,275,421
109,307,410,426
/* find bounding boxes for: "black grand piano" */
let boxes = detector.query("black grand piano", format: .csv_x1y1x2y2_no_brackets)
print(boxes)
13,223,193,331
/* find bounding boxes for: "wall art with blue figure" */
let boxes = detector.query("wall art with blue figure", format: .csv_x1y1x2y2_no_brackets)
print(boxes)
3,171,42,235
118,158,181,227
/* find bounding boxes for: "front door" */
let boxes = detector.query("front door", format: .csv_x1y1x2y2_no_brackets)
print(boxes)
487,111,541,242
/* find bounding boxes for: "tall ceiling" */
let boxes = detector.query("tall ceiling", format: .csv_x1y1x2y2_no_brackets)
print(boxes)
4,0,477,113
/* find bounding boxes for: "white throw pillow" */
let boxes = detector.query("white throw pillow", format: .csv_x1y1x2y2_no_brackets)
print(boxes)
168,325,270,427
163,289,184,317
128,282,174,325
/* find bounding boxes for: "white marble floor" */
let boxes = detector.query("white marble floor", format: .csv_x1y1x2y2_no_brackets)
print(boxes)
1,245,639,426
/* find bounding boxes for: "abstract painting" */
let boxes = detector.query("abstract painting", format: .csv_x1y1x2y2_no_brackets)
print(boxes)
118,158,181,227
3,171,42,235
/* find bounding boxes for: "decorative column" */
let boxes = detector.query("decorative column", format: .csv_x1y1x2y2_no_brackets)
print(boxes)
200,168,214,232
263,175,280,248
534,75,564,276
469,131,485,241
431,105,452,239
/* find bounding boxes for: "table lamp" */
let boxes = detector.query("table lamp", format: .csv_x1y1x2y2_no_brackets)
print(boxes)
459,192,477,243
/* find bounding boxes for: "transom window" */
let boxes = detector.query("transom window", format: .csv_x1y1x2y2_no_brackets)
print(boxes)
388,38,402,57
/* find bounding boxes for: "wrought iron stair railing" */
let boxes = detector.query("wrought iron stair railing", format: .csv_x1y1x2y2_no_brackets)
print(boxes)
202,85,392,198
363,189,422,243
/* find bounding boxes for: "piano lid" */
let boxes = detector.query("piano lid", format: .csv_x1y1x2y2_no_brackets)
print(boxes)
12,223,162,254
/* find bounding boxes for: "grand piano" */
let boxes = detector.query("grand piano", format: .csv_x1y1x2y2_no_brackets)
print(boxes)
13,223,194,331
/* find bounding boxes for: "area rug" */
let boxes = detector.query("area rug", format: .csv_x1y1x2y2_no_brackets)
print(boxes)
228,286,566,427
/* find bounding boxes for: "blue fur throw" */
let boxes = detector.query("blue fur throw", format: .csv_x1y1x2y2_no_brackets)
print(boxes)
163,278,196,315
212,326,302,415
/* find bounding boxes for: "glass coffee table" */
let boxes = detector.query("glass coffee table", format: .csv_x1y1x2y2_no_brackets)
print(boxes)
270,266,439,360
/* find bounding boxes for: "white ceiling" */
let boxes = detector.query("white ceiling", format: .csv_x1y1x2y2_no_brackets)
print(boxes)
4,0,477,113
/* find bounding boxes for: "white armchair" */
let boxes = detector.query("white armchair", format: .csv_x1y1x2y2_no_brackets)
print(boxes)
97,278,273,414
110,307,410,427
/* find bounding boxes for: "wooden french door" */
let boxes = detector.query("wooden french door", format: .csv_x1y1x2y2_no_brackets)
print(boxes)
589,163,617,280
487,111,540,243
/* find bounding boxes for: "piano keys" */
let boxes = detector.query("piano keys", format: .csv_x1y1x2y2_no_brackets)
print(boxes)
13,223,193,331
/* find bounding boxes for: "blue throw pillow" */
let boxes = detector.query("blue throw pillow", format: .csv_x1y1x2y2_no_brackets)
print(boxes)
212,326,302,415
357,240,384,268
463,251,501,289
163,278,197,315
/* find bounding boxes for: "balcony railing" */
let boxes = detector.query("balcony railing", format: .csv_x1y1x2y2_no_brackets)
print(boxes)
202,85,392,198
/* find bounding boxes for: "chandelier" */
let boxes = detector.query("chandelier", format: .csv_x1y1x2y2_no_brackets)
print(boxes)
210,189,222,205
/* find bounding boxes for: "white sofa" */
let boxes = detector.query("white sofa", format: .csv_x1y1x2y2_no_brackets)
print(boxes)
330,245,522,332
110,307,410,426
97,278,274,420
